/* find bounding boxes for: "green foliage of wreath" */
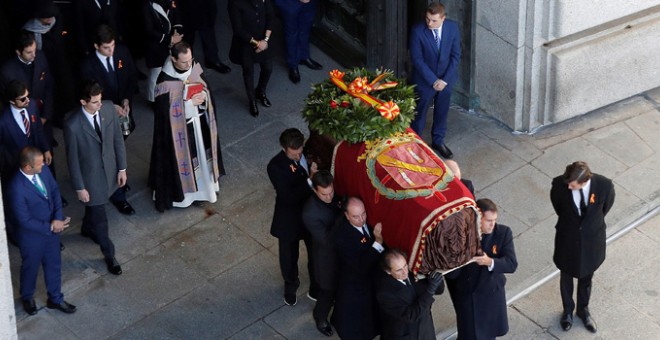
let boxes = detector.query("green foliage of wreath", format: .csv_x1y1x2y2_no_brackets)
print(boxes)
302,68,417,143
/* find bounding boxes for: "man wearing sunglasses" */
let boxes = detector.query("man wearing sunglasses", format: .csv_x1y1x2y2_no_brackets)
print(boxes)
0,80,51,245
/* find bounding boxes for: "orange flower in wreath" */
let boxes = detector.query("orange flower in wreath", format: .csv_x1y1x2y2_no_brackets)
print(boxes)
348,77,372,94
377,101,400,121
329,69,345,80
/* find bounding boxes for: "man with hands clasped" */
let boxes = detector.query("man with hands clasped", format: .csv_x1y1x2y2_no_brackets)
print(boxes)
8,146,76,315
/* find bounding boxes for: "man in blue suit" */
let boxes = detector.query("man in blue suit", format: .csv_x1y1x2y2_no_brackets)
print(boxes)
0,80,51,245
445,198,518,339
273,0,322,84
8,146,75,315
409,2,461,159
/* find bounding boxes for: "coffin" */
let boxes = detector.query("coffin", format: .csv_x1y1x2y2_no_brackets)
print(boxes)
328,129,481,275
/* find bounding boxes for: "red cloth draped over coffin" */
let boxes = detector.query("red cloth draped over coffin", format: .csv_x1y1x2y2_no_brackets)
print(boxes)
331,129,480,275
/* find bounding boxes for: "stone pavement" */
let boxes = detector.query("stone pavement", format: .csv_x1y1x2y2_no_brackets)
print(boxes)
8,5,660,340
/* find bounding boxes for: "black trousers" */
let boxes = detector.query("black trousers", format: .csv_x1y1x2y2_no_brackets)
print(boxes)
82,205,115,260
313,289,335,322
241,60,273,102
278,235,318,296
560,271,593,314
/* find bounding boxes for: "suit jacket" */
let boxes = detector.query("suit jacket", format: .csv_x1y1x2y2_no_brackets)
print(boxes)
267,151,312,240
228,0,275,65
332,217,382,339
551,174,615,278
409,20,461,95
446,224,517,339
376,272,438,340
7,166,64,240
0,53,54,121
0,102,50,181
63,101,127,206
302,194,341,290
75,0,120,55
142,1,182,68
80,45,137,106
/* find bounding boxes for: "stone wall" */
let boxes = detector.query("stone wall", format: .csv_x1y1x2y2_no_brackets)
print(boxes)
474,1,660,132
0,189,18,339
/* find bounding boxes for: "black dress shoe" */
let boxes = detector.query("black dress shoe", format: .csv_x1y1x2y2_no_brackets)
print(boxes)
61,196,68,207
284,293,297,306
113,200,136,215
299,58,323,70
205,62,231,74
255,91,272,107
47,300,77,314
60,242,65,251
315,319,333,337
577,311,597,333
22,299,37,315
106,257,123,275
249,101,259,117
432,143,454,159
560,312,573,331
288,67,300,84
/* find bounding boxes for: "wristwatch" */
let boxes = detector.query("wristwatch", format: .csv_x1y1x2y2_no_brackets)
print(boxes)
264,36,270,42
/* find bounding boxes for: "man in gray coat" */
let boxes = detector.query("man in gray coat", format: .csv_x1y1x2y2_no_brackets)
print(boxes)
64,81,126,275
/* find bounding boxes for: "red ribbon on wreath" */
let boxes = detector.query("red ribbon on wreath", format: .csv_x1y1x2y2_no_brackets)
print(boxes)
329,69,401,121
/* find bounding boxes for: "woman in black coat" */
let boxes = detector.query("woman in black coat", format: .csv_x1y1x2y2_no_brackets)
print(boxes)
228,0,275,117
142,0,182,102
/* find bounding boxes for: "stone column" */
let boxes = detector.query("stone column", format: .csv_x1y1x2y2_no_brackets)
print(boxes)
473,1,660,132
0,187,18,339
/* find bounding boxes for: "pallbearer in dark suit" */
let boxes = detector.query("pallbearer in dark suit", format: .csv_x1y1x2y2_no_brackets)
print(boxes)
376,249,445,340
64,81,127,275
445,198,518,340
74,0,120,56
551,161,615,333
332,197,385,340
267,128,318,306
8,146,75,315
409,2,461,159
302,170,341,337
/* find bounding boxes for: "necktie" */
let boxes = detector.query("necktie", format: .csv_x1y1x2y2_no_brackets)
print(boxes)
405,278,412,286
362,226,370,239
106,56,118,91
433,29,441,50
32,175,47,198
93,114,103,140
579,189,587,216
296,161,307,176
20,110,31,137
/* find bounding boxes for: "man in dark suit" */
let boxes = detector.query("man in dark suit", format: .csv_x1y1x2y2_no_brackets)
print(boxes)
0,30,54,130
302,170,341,337
80,25,137,138
267,128,318,306
551,161,615,333
8,146,75,315
445,198,518,339
228,0,275,117
178,0,231,74
63,81,127,275
79,24,136,215
273,0,322,84
376,249,444,340
74,0,120,57
409,1,461,159
0,80,51,244
332,196,385,340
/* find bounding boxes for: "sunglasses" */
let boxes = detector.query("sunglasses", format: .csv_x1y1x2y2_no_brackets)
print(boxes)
16,95,29,103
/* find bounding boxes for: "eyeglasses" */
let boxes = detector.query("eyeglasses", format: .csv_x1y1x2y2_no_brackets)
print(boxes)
16,95,29,103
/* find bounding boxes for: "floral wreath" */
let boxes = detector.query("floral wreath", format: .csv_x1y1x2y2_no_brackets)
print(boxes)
302,68,417,143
